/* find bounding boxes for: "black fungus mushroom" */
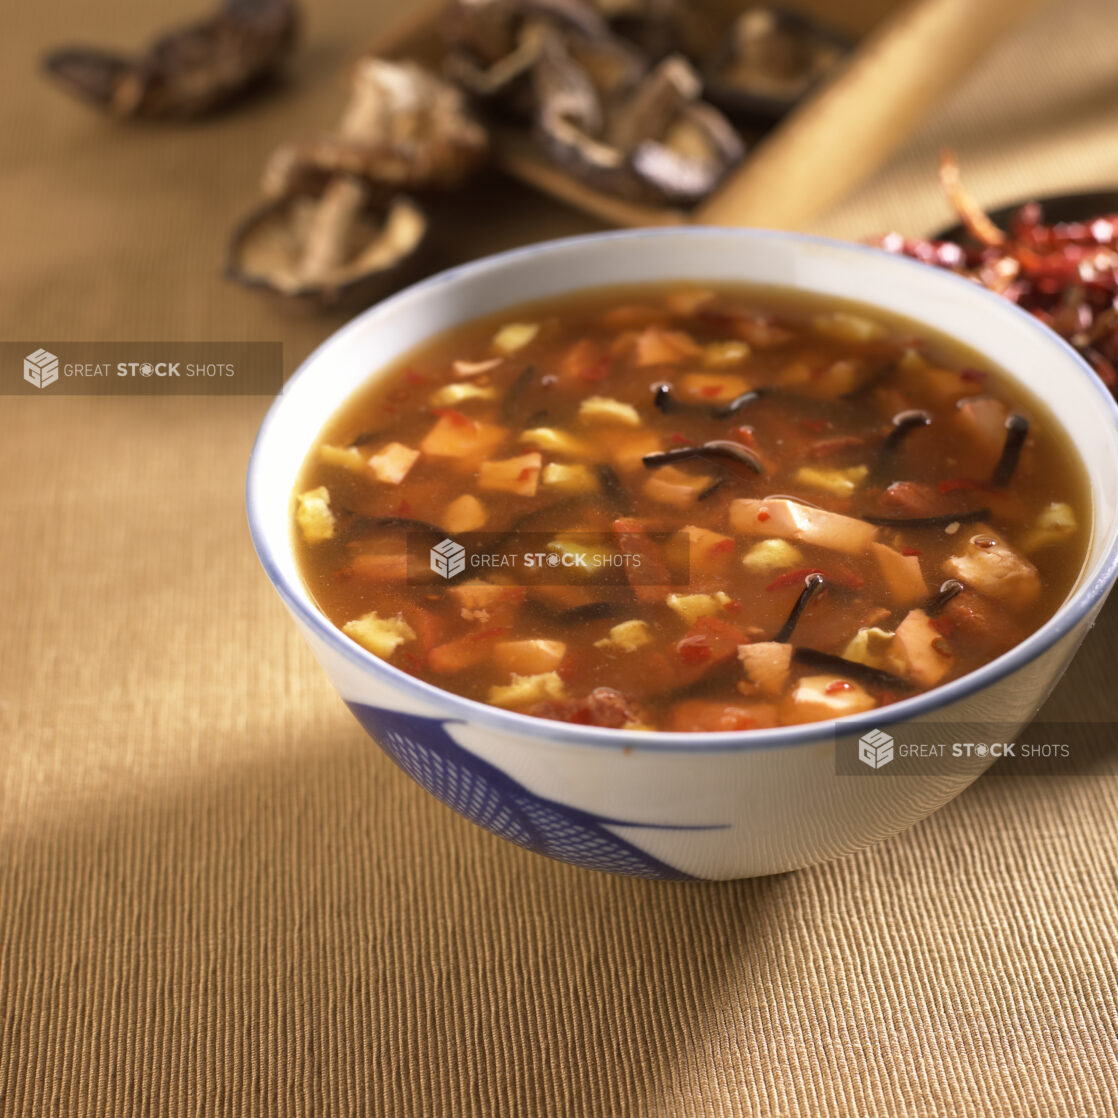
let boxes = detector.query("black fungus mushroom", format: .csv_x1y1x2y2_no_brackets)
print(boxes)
702,5,850,128
43,0,297,119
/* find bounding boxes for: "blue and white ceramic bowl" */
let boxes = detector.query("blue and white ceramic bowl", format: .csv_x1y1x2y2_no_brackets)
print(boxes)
247,229,1118,880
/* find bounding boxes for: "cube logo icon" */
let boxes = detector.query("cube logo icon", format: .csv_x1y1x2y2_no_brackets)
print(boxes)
858,728,894,769
430,537,466,579
24,348,59,389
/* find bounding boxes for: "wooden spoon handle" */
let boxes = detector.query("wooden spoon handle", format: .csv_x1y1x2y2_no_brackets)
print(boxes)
695,0,1050,231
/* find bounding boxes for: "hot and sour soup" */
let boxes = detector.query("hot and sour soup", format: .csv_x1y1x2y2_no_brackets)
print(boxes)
292,284,1089,733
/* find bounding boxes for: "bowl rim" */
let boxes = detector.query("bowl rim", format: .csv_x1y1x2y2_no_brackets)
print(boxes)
247,226,1118,754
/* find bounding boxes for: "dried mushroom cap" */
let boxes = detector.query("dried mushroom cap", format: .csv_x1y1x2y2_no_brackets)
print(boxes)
703,5,850,126
443,0,627,105
43,0,296,118
263,59,488,197
537,51,742,204
227,186,429,311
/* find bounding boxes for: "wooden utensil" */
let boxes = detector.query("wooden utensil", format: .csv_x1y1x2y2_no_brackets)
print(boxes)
696,0,1050,230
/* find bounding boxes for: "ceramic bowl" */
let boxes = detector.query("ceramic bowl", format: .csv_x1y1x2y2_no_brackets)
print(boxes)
247,228,1118,880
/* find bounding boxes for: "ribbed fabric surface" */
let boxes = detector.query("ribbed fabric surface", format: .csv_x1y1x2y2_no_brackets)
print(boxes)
2,1,1117,1114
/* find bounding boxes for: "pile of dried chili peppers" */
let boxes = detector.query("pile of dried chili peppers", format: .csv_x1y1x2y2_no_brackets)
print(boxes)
878,152,1118,400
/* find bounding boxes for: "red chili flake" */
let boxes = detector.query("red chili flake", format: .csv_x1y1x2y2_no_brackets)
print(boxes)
756,509,771,522
900,546,922,557
401,652,422,670
431,407,474,429
937,477,992,494
676,635,712,665
799,418,828,433
826,680,854,694
396,499,412,516
517,466,536,482
699,385,724,398
766,567,826,591
959,368,988,383
709,538,735,556
404,368,428,385
721,598,743,613
669,432,692,445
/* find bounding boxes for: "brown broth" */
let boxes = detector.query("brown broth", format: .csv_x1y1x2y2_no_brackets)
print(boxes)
292,283,1091,732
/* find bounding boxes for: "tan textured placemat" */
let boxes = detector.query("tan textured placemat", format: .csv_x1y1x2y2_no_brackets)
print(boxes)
2,2,1117,1115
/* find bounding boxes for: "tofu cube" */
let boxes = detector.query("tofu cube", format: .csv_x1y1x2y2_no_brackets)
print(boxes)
295,486,335,543
368,442,420,484
779,675,876,723
729,498,877,556
478,452,542,496
893,608,953,687
738,641,793,697
644,465,713,508
942,528,1041,611
341,611,416,659
842,627,904,674
871,541,927,606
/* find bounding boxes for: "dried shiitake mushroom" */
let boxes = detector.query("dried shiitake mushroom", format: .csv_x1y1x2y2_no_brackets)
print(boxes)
43,0,297,119
262,58,489,197
537,48,743,204
227,189,428,311
229,57,487,311
702,5,850,127
443,0,636,110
